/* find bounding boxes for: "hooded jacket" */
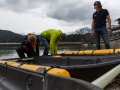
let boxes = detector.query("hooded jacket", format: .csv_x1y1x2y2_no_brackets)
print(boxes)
41,29,62,55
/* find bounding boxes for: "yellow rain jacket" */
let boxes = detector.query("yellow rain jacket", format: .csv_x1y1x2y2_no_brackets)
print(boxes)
41,29,62,55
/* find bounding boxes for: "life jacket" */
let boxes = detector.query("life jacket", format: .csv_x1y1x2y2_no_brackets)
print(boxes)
32,43,37,49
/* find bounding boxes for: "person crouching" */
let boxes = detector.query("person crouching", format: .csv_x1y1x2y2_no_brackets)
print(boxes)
16,33,40,58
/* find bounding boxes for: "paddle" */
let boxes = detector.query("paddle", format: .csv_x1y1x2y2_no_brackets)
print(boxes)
91,64,120,89
5,58,34,62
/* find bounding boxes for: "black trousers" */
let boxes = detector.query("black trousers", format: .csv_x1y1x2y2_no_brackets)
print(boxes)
16,46,33,58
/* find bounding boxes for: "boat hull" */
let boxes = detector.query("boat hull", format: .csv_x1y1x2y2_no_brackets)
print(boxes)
33,55,120,82
0,63,101,90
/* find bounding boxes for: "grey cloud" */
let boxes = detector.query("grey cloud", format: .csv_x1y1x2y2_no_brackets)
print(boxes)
45,1,93,22
0,0,118,26
43,0,94,23
43,0,120,25
0,0,43,12
0,0,58,12
0,0,95,25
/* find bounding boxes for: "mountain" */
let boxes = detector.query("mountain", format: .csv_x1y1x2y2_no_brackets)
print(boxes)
71,25,118,35
0,29,22,37
72,27,91,35
0,29,24,43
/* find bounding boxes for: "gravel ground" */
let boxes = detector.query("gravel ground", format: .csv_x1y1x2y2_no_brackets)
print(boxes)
104,75,120,90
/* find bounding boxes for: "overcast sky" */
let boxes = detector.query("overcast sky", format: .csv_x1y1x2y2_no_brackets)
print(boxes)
0,0,119,34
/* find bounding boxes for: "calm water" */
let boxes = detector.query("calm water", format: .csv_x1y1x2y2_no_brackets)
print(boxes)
0,43,96,59
0,43,120,59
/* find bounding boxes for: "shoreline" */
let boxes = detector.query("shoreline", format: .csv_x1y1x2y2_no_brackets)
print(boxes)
0,41,119,45
0,42,83,45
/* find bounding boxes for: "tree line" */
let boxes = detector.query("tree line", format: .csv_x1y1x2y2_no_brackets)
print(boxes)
0,26,120,43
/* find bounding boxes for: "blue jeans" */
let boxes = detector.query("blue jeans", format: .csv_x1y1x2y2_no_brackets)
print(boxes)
94,27,110,49
40,35,50,55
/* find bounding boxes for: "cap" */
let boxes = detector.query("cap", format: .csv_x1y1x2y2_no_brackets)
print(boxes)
60,33,67,41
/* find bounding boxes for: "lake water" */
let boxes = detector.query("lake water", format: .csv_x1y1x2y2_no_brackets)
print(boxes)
0,43,120,59
0,43,96,59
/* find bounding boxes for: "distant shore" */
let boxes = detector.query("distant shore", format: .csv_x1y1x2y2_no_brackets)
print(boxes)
0,39,119,45
0,41,119,45
0,42,84,45
0,43,20,44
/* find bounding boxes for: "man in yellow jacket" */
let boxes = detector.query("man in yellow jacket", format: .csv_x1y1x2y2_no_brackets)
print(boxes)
40,29,67,55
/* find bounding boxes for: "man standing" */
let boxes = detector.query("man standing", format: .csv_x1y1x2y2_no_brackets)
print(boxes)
90,1,111,49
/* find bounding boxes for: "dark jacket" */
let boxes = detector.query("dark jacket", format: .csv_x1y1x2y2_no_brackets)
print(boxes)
21,35,40,56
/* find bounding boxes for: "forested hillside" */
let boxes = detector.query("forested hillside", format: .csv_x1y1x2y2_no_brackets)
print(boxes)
0,29,24,43
0,26,120,43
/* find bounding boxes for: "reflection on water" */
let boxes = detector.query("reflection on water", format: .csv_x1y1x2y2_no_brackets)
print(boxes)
0,43,120,59
0,44,18,59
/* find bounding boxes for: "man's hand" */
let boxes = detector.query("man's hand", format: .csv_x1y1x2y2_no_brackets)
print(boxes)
23,46,28,50
54,50,57,55
90,30,94,36
107,29,111,35
52,50,57,56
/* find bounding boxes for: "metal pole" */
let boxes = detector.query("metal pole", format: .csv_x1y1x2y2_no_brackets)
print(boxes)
91,64,120,89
